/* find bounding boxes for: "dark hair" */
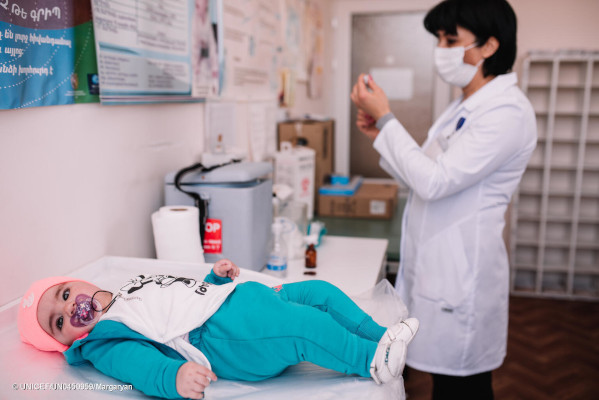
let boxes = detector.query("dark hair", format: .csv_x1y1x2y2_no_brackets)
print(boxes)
424,0,517,77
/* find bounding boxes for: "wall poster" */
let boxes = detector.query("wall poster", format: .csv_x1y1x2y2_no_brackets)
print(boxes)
0,0,99,109
90,0,220,104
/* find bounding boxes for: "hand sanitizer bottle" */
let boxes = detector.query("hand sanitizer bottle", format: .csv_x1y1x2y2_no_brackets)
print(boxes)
266,221,288,278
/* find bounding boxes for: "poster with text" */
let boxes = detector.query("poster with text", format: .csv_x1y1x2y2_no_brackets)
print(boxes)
192,0,219,98
90,0,219,104
220,0,282,101
0,0,99,109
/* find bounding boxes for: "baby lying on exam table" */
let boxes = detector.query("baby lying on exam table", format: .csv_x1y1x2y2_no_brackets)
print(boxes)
18,259,419,399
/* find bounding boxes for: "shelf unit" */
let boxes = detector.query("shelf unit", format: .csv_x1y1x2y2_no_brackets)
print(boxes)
510,50,599,300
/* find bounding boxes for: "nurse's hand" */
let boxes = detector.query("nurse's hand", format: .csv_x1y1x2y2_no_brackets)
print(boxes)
213,258,240,280
176,361,218,399
350,74,391,121
356,109,380,141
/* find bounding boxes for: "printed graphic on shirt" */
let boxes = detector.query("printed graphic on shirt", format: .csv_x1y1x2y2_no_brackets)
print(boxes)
272,284,282,292
121,275,213,296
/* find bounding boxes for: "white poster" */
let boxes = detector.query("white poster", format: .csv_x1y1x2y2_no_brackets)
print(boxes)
205,102,236,153
192,0,220,97
91,0,219,104
282,0,305,80
248,101,278,161
220,0,283,100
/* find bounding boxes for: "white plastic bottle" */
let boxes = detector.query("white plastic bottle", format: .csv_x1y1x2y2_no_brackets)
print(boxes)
266,221,288,278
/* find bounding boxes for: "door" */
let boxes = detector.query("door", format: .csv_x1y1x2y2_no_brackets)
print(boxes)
350,12,436,178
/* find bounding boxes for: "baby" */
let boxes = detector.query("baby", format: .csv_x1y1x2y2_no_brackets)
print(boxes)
18,259,419,399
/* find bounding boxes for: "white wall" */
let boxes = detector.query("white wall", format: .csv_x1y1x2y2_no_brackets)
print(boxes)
513,0,599,58
0,103,206,305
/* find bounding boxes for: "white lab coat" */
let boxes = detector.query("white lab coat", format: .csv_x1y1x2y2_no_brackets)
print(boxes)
373,72,537,376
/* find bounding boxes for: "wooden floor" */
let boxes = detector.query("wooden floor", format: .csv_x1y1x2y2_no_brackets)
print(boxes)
402,295,599,400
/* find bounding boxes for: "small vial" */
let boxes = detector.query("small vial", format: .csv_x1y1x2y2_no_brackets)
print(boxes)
305,243,317,269
363,74,373,92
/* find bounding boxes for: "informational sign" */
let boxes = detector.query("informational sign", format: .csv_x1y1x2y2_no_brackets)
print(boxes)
0,0,321,109
370,67,414,100
248,101,277,161
282,0,305,81
0,0,99,109
203,218,222,253
281,0,323,92
219,0,282,101
192,0,219,98
90,0,219,104
304,0,324,99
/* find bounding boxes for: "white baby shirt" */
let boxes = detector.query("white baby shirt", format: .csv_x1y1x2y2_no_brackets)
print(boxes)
100,274,237,369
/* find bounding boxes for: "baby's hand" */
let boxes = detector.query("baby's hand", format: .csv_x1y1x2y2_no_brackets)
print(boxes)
176,361,217,399
213,259,240,280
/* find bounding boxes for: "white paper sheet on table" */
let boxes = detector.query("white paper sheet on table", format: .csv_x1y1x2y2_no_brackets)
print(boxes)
0,256,407,400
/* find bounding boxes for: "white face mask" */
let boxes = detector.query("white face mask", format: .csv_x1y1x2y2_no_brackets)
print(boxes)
434,43,482,88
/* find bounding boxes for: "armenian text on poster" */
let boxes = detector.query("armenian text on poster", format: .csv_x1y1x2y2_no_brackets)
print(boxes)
0,0,99,109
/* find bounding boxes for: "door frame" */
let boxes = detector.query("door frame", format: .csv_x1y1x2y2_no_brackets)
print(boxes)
330,0,450,175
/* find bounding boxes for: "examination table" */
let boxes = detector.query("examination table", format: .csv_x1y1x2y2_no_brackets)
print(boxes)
0,256,408,399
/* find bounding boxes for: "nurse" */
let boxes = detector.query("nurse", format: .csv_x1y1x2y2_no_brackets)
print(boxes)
350,0,536,398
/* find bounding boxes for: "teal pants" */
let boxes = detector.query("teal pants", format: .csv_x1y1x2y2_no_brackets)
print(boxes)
189,280,387,381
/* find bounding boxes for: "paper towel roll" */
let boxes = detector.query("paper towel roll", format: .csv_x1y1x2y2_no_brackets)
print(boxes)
152,206,205,263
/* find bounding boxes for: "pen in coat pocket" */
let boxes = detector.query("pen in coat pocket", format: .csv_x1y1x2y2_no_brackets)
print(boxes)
446,116,466,141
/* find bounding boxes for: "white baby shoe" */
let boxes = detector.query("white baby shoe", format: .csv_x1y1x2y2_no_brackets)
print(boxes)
380,317,419,346
370,318,419,385
370,340,407,385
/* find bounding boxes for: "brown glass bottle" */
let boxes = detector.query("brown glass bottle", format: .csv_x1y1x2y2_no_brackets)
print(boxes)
305,244,317,268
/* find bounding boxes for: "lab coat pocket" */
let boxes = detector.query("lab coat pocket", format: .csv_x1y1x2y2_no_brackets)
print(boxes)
414,225,474,308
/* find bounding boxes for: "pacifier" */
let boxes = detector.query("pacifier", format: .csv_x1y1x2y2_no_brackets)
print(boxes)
70,294,102,327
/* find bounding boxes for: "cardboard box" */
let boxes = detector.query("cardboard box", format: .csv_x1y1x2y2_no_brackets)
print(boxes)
278,120,334,213
318,182,398,219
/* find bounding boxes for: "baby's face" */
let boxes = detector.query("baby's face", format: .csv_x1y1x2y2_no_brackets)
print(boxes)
37,281,105,346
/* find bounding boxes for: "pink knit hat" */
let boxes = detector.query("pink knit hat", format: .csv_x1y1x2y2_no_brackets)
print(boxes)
17,276,86,352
